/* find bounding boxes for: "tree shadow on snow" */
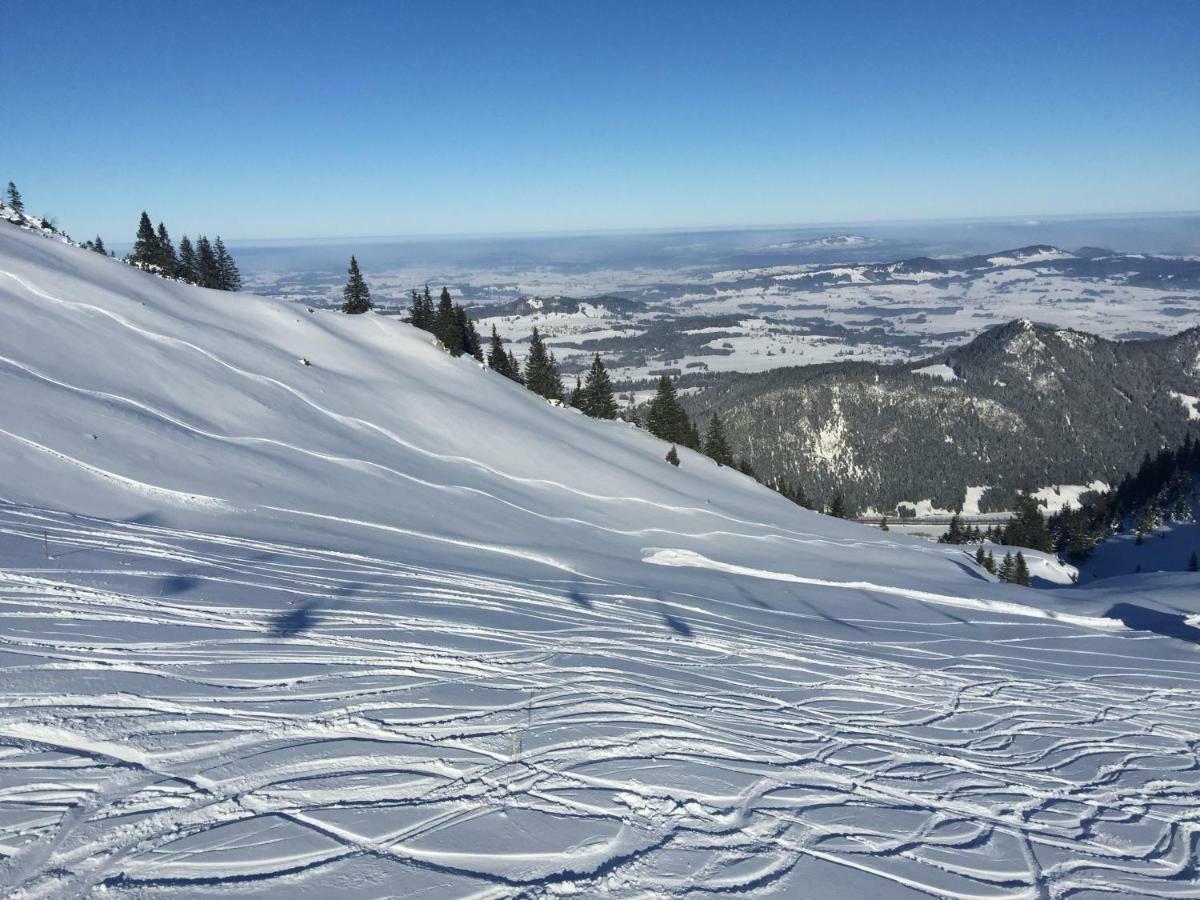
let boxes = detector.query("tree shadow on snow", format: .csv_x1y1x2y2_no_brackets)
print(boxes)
158,574,202,595
124,512,165,527
796,598,866,633
660,611,693,638
566,590,593,610
951,559,989,582
1104,603,1200,645
270,602,321,637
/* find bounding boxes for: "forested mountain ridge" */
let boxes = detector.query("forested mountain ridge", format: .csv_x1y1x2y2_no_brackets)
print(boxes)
683,319,1200,513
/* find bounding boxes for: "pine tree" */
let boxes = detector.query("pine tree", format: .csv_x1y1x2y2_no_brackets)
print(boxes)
214,237,241,291
195,235,219,288
828,494,848,519
998,552,1014,582
975,545,987,567
445,304,470,357
133,212,159,267
507,350,524,385
92,235,106,255
5,182,23,214
433,288,457,350
666,445,680,467
569,377,583,409
984,550,996,574
1003,492,1052,552
1189,551,1198,573
341,255,372,314
702,413,735,466
176,235,197,283
1013,552,1031,586
409,287,434,331
524,327,563,400
581,355,618,419
645,376,690,445
154,223,175,274
487,325,512,377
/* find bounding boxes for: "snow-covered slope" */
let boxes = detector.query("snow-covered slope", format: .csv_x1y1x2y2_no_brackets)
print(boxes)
1,223,1199,898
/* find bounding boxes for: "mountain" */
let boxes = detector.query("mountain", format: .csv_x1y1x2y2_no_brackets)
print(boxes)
2,218,1199,897
683,319,1200,513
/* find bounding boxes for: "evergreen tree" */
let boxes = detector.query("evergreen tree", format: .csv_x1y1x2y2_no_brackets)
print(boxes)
939,514,966,544
155,223,177,275
645,376,691,445
409,287,434,331
487,325,513,377
214,237,241,291
133,211,159,267
507,350,524,385
998,552,1014,582
524,327,563,400
702,413,735,466
195,235,219,288
984,550,996,574
5,182,23,214
828,494,849,518
341,255,372,314
975,545,987,567
666,445,680,467
455,305,483,360
92,235,106,255
1013,552,1031,586
176,235,197,283
581,355,617,419
737,458,757,479
446,304,470,357
433,288,457,350
1003,491,1053,552
569,377,583,409
1189,551,1198,573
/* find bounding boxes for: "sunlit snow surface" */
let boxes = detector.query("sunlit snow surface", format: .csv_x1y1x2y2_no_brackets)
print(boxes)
1,226,1199,898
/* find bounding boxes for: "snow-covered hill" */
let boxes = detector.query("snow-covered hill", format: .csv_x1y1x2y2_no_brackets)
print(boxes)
1,222,1199,897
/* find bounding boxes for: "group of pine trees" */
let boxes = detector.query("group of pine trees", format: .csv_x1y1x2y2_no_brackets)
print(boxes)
973,546,1032,585
405,282,485,359
938,492,1052,552
1048,432,1200,566
7,181,113,256
130,211,241,291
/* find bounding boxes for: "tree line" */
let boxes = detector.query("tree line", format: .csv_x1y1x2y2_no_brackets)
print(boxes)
338,256,847,514
129,211,241,291
1049,432,1199,564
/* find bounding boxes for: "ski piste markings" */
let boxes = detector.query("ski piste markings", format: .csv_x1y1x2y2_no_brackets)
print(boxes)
0,504,1197,897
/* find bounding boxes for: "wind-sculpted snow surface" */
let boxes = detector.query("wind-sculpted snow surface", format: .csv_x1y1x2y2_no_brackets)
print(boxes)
0,225,1198,897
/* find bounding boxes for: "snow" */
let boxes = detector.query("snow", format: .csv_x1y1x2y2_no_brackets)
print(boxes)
1,222,1200,897
1169,390,1200,420
1031,481,1109,515
984,248,1073,266
911,362,958,381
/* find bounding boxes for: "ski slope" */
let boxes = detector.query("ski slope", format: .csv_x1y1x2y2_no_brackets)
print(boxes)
1,224,1198,898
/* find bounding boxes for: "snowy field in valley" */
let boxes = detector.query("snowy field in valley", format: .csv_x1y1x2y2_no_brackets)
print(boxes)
2,224,1200,897
238,224,1200,385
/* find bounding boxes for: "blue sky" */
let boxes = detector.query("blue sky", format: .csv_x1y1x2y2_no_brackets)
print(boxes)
6,0,1198,241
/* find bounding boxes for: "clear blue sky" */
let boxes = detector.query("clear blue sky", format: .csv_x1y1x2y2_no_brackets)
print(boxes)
6,0,1198,241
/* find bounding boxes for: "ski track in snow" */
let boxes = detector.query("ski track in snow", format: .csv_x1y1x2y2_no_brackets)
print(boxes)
0,505,1197,899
